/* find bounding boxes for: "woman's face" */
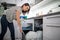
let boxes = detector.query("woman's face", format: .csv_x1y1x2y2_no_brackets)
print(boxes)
22,5,29,12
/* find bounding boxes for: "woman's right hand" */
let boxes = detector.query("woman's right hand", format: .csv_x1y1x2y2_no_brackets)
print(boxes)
20,28,23,33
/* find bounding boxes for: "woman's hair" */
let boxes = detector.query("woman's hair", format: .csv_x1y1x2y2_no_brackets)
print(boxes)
21,3,30,13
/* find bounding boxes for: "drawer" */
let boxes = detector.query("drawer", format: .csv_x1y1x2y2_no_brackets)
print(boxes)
43,35,60,40
43,36,56,40
44,23,60,27
43,14,60,24
43,24,60,40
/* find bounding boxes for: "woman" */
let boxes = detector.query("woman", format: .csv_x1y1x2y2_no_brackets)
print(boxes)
0,3,30,40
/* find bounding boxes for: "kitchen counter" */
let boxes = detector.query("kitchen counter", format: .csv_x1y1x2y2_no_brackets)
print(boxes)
27,12,60,19
43,12,60,17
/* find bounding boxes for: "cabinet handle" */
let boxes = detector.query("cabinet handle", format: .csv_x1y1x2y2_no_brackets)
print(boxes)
47,16,60,19
46,25,60,28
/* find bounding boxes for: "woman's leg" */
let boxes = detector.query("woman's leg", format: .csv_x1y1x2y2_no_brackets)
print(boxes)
8,23,15,40
0,15,8,40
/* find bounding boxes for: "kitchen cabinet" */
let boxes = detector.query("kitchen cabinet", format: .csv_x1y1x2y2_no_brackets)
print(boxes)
43,12,60,40
0,0,19,4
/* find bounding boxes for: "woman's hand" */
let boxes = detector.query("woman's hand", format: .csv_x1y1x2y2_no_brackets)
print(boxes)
20,28,23,33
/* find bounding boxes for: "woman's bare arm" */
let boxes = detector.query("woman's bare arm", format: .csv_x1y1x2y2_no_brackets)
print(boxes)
16,10,23,32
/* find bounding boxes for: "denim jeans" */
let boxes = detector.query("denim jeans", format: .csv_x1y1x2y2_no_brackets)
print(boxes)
0,15,15,40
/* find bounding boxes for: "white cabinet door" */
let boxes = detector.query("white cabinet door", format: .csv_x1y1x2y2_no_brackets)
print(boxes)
43,14,60,24
43,13,60,40
43,24,60,40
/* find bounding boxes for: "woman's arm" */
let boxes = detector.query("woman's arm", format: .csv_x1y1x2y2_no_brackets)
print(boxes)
16,10,23,32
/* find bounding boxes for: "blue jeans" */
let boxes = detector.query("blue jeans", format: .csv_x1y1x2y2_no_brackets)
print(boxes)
0,15,15,40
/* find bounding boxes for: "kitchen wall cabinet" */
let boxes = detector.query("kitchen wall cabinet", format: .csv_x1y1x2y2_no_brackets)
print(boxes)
0,0,16,4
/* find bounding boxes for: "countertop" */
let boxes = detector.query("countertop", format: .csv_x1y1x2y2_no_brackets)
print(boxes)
27,12,60,19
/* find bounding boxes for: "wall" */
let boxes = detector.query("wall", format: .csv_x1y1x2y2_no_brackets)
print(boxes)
28,0,60,18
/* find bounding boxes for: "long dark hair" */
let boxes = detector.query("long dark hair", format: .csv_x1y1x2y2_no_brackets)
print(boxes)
21,3,30,14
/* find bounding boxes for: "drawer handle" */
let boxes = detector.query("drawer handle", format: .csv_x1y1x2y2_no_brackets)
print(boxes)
46,25,60,28
47,16,60,19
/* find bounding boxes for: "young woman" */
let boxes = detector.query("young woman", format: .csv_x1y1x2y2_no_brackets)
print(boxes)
0,3,30,40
